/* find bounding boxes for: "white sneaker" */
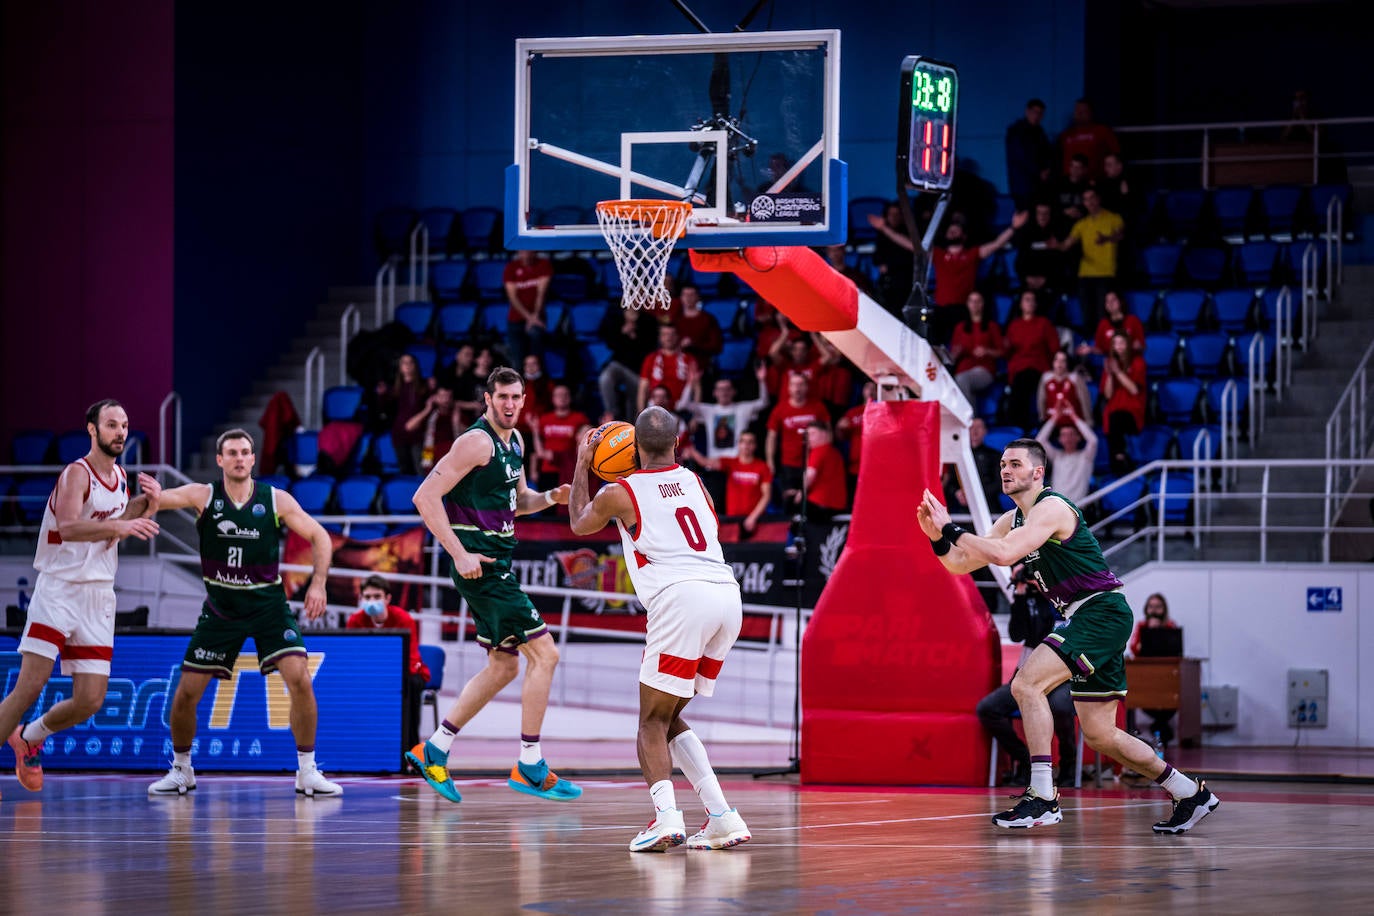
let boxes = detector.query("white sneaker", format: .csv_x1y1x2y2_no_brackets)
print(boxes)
685,808,751,849
629,808,686,853
149,763,196,796
295,766,343,797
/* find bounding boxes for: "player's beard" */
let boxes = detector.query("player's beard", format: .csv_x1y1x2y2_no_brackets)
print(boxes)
96,431,125,458
487,406,521,432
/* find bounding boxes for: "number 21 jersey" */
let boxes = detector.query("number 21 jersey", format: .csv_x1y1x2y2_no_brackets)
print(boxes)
613,465,739,604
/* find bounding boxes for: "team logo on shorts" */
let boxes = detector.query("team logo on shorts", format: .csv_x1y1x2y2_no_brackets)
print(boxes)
251,504,266,516
284,629,297,641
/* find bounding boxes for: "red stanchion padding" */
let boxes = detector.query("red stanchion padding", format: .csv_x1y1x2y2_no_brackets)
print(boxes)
689,247,859,332
800,400,1000,785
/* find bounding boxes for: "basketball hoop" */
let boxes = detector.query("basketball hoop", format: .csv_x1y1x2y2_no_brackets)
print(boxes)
596,199,693,310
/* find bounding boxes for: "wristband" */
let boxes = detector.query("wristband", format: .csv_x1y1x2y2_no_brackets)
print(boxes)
543,491,556,507
931,536,952,557
941,522,966,544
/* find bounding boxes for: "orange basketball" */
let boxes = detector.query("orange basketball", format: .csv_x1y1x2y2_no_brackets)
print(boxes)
590,421,637,482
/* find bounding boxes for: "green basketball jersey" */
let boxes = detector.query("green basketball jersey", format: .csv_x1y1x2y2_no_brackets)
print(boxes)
443,417,523,558
1013,488,1123,612
196,479,285,614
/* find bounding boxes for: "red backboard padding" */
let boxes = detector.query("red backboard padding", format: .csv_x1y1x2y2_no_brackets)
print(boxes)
801,400,1000,785
689,247,858,332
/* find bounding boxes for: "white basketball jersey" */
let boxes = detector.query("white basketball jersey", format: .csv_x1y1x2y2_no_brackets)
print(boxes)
614,465,739,604
33,459,128,584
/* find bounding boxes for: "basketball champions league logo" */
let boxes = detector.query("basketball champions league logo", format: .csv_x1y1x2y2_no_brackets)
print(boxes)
748,192,824,223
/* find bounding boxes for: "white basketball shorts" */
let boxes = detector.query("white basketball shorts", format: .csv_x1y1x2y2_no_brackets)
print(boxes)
640,579,743,699
19,574,117,676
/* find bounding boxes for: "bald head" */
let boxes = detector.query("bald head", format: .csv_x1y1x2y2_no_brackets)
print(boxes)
635,405,678,463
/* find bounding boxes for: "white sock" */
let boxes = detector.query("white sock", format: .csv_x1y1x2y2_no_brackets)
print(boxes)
173,750,193,769
297,749,316,771
519,736,542,766
430,721,459,754
1030,760,1055,798
21,716,54,746
649,779,677,813
1161,767,1200,800
669,730,730,816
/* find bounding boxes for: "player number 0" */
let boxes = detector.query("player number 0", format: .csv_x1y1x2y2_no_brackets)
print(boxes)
675,506,707,552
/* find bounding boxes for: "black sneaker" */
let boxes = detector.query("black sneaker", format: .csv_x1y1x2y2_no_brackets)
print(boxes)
992,787,1062,829
1152,781,1220,834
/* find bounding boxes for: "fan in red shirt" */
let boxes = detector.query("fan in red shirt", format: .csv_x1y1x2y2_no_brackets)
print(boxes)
670,284,723,368
836,380,877,480
637,324,700,412
1004,289,1063,429
921,211,1025,345
345,575,432,752
797,421,848,522
765,372,829,500
686,430,773,539
533,383,590,492
503,250,554,364
1057,98,1121,179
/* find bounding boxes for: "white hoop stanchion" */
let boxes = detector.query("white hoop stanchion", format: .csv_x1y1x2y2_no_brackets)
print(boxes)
595,199,693,310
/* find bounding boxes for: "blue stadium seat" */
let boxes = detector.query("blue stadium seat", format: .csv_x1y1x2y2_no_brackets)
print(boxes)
993,293,1015,326
1211,289,1255,334
1096,475,1145,534
703,299,741,336
1125,289,1160,324
480,303,510,336
543,302,566,335
1183,331,1231,379
716,339,754,376
395,301,434,338
347,523,389,541
1205,379,1249,425
335,475,380,515
1176,424,1221,461
1143,332,1181,379
1154,378,1204,425
1210,187,1254,239
11,430,54,465
1162,189,1207,240
258,474,290,492
983,426,1024,454
1236,241,1282,286
289,430,320,474
1234,331,1276,380
1306,184,1351,237
1259,186,1303,239
471,259,509,302
569,302,605,340
405,345,437,379
15,476,58,525
56,431,90,465
1160,290,1207,334
681,263,723,297
1180,246,1229,288
322,385,364,423
429,261,468,304
976,384,1006,424
437,303,479,342
1148,471,1195,525
543,350,566,379
380,475,424,514
417,206,460,256
289,475,334,514
373,433,400,475
1138,244,1182,287
374,206,416,261
459,206,502,254
584,341,613,374
1128,425,1175,465
1258,288,1293,330
600,260,624,299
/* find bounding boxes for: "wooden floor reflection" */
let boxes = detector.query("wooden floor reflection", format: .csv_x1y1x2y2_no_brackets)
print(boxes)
3,774,1372,913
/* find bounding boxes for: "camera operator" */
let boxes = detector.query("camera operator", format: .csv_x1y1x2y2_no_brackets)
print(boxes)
976,563,1079,787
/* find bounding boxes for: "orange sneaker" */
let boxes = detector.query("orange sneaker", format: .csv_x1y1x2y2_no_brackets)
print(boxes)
8,725,44,792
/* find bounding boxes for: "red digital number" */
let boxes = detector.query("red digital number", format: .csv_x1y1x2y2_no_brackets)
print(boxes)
675,506,707,552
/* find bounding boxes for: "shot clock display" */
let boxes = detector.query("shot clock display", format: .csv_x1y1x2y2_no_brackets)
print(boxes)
897,56,958,192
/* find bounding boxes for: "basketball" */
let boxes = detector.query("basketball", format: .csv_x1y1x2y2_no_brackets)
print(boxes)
590,421,637,482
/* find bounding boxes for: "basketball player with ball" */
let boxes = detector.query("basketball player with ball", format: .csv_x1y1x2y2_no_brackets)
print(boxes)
569,406,750,852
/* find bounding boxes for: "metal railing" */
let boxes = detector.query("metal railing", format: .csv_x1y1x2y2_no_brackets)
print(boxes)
157,391,182,470
1325,195,1345,295
339,304,360,385
302,347,325,429
1326,337,1374,497
374,259,397,328
408,222,429,301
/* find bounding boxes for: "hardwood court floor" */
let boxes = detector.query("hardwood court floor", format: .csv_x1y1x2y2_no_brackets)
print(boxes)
4,773,1373,914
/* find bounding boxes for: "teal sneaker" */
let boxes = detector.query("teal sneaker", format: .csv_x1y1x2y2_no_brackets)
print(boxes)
406,741,462,803
508,758,582,801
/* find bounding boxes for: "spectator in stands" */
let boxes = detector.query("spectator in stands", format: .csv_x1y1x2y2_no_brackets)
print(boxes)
943,417,1003,514
671,283,723,370
638,324,700,414
765,372,829,508
824,243,878,299
1096,152,1138,226
1014,200,1068,294
688,362,770,462
978,562,1077,787
597,304,659,422
754,302,803,366
836,379,877,490
1053,186,1126,336
948,291,1006,408
1057,98,1120,180
866,201,916,316
1004,290,1061,430
1036,350,1092,428
435,341,474,392
766,331,823,399
1077,288,1145,366
346,574,431,753
793,421,848,522
1050,154,1091,225
449,345,493,424
389,352,431,476
1005,98,1053,207
1101,331,1147,474
811,334,857,421
685,429,772,540
532,383,590,495
502,250,553,365
1281,88,1314,142
522,353,555,419
405,384,462,473
1035,411,1098,504
1126,592,1182,747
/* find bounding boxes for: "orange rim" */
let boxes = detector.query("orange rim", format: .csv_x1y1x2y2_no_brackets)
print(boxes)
596,199,692,239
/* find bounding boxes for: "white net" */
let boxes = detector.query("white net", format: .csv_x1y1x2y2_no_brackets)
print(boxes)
595,199,693,310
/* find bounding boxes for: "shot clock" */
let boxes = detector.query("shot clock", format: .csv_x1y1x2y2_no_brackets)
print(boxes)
897,56,958,192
